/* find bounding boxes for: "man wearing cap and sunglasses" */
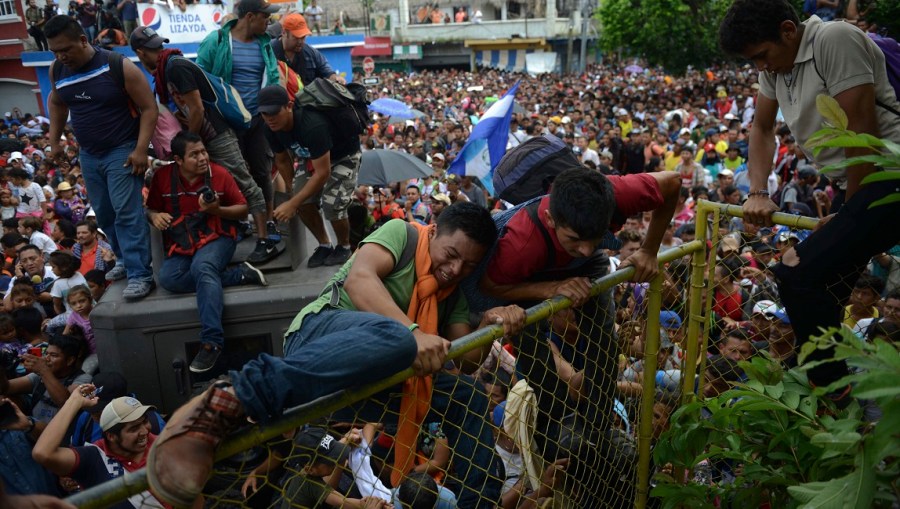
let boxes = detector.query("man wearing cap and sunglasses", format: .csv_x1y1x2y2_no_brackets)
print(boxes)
271,13,343,87
33,387,165,507
197,0,284,265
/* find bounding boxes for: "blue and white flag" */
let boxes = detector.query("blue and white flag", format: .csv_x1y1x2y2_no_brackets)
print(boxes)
448,81,520,196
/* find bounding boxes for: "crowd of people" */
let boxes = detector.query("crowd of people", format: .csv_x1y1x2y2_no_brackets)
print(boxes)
1,0,899,506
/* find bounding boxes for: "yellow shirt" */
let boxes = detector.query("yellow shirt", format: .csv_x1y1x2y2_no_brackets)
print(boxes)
843,305,878,330
664,152,680,171
619,120,633,138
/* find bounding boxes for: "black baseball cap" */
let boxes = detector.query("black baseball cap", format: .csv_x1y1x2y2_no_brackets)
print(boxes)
257,85,290,115
130,26,169,51
237,0,279,16
294,427,351,465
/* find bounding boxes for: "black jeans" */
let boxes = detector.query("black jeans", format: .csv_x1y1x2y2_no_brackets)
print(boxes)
771,178,900,388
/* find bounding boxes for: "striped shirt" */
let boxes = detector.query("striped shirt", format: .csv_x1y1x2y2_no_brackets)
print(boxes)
231,38,265,114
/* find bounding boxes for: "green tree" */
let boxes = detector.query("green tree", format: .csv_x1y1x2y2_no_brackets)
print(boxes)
597,0,732,75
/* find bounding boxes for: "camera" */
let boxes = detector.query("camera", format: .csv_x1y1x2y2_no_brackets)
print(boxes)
198,186,216,203
0,348,20,378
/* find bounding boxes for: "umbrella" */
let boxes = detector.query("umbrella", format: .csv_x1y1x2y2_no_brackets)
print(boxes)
358,149,433,187
624,64,644,74
410,108,428,119
369,98,416,119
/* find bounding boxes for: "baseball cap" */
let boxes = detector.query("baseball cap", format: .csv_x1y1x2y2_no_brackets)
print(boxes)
797,165,818,179
704,143,715,153
8,151,23,162
281,13,312,38
659,310,682,330
718,169,734,177
100,396,154,432
617,108,628,116
88,372,129,414
237,0,279,15
130,26,169,51
679,127,691,136
257,85,291,115
549,116,562,124
295,427,351,465
765,306,791,324
432,152,445,161
445,174,461,185
599,150,613,160
717,90,728,98
752,299,777,316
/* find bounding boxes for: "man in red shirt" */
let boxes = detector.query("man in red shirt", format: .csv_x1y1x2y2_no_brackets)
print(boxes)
74,221,113,276
475,166,679,504
146,131,268,374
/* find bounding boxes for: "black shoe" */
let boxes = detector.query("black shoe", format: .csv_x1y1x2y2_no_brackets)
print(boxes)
324,245,351,266
189,344,221,373
308,245,333,268
240,262,268,286
266,221,282,243
247,239,278,264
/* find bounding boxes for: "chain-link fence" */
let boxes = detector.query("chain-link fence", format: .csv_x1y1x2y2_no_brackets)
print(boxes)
65,200,828,509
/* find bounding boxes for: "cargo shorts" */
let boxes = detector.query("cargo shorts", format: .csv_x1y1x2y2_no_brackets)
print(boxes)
293,151,362,221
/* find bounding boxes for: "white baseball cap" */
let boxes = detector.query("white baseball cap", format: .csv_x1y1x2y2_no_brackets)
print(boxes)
100,396,154,432
8,151,23,161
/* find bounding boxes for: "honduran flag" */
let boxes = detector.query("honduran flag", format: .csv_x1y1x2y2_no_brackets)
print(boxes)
448,81,520,196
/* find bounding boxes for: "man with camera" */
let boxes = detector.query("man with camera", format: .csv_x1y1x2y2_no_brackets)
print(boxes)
146,131,268,374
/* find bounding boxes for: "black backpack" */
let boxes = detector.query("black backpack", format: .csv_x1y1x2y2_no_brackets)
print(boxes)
295,78,371,141
492,133,582,205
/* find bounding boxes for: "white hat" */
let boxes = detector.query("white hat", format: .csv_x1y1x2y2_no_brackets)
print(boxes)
100,396,154,432
561,115,571,124
752,299,777,316
723,113,736,120
3,112,10,117
679,128,691,136
617,108,628,116
8,151,23,161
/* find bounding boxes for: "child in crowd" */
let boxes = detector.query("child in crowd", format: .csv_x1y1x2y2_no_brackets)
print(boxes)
9,169,45,223
63,286,95,373
48,251,86,316
18,216,56,260
83,269,107,303
8,282,41,314
0,189,16,220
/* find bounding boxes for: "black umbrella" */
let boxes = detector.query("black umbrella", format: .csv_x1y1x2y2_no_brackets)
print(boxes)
358,149,433,187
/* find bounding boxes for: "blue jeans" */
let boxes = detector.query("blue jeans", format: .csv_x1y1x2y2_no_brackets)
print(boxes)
158,236,243,348
231,308,502,508
80,141,152,283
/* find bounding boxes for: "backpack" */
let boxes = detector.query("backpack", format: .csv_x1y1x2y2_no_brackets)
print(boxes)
166,55,252,132
276,60,303,106
492,133,582,205
812,29,900,117
295,78,371,141
51,50,137,118
151,103,181,160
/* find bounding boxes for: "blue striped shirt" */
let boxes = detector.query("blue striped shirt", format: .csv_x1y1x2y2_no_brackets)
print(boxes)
231,39,265,114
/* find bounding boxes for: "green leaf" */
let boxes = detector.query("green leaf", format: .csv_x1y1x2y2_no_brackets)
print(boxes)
821,155,900,172
860,171,900,186
849,373,900,399
816,94,848,130
782,390,801,410
799,397,817,419
881,138,900,156
868,193,900,210
765,382,785,399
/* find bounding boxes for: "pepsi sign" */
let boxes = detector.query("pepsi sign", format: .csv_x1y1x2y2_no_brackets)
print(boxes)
137,4,227,44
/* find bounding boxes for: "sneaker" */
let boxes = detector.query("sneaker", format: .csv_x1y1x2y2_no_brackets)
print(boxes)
236,221,253,242
266,221,282,243
147,380,244,507
123,279,155,300
240,262,268,286
105,264,126,282
190,344,221,373
246,239,278,264
324,245,351,266
307,245,333,268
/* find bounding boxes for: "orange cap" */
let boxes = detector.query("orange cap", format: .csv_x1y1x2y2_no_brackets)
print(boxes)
282,13,312,38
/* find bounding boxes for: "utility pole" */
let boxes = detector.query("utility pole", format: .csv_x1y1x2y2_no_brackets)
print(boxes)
578,0,589,73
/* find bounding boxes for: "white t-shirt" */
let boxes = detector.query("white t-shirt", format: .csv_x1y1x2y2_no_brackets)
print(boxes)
50,272,88,313
15,182,45,214
30,231,58,257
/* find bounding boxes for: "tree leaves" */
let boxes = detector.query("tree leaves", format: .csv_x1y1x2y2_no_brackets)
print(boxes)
816,95,848,130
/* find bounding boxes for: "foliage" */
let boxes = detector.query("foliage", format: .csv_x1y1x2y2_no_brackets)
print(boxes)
595,0,732,75
651,327,900,508
865,0,900,40
806,94,900,209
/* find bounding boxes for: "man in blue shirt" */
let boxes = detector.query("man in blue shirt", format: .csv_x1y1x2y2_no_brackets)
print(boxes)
271,13,344,86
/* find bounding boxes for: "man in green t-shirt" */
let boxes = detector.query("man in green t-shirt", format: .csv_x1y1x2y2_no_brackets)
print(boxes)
147,202,525,509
